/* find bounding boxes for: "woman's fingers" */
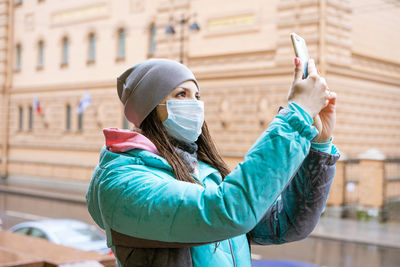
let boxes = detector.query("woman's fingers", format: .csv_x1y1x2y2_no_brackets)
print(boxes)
319,77,328,89
293,57,304,82
320,91,337,113
307,59,317,77
288,57,334,117
328,91,337,105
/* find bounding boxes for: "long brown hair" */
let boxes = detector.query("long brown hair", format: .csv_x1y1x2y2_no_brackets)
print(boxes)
140,109,230,184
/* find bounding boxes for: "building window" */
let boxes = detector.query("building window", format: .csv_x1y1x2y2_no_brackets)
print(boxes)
15,44,21,71
123,116,130,129
77,112,83,131
149,24,156,56
37,40,44,69
117,28,125,60
66,104,71,131
88,33,96,64
28,105,33,131
18,106,23,131
61,37,69,67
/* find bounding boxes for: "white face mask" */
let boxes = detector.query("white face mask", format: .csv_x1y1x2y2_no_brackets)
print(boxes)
160,100,204,143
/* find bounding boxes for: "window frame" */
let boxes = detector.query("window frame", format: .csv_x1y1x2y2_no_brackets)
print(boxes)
28,105,33,132
123,115,130,129
15,43,22,71
61,36,69,68
77,112,83,132
37,40,44,70
148,23,157,57
18,106,23,132
116,28,126,61
87,33,96,64
65,104,71,132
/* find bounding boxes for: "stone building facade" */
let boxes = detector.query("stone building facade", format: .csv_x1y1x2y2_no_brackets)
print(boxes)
0,0,399,219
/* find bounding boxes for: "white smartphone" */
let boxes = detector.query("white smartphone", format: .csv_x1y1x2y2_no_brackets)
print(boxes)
290,33,310,79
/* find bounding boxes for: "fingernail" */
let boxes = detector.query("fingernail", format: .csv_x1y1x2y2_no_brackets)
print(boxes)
317,69,320,74
294,57,300,65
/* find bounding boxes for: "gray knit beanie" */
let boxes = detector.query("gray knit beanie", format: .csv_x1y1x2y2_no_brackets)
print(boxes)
117,58,199,127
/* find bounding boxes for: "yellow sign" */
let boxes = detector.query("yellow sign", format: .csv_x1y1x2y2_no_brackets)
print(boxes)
52,3,108,25
208,14,255,31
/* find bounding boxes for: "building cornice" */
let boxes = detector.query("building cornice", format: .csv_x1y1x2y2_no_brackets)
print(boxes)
329,64,400,87
8,158,95,169
10,80,115,94
8,142,102,152
8,62,400,91
194,65,292,80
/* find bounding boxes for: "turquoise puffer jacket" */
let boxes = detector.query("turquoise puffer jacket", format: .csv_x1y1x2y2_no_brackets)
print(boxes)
86,103,339,267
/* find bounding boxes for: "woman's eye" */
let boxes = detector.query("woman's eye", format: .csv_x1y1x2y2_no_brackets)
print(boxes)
177,92,185,97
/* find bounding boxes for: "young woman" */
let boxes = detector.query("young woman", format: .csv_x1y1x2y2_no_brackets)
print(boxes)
86,58,339,267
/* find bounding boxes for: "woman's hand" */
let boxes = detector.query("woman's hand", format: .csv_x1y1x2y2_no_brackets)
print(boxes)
287,58,330,118
313,92,337,143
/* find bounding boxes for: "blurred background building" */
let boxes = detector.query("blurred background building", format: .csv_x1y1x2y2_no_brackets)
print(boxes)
0,0,400,223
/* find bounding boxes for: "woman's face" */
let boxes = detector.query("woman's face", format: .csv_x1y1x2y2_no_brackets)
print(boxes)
156,80,200,122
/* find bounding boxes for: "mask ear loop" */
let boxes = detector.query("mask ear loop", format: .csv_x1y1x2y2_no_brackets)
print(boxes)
158,102,170,122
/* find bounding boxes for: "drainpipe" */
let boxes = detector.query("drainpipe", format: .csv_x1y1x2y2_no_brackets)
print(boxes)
318,0,327,76
1,0,14,179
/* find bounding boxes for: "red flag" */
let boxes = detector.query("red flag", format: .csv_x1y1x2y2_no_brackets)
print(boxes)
34,96,41,115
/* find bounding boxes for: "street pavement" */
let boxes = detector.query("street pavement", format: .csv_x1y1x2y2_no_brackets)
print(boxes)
2,207,400,266
311,216,400,249
2,181,400,250
2,207,400,249
251,216,400,267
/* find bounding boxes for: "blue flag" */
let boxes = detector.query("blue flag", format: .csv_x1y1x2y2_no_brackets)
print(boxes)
77,91,92,114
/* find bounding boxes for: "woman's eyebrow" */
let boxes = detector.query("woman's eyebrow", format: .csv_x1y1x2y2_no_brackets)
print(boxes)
176,87,200,93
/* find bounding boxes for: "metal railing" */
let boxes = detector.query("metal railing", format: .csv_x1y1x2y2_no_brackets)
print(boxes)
327,157,400,221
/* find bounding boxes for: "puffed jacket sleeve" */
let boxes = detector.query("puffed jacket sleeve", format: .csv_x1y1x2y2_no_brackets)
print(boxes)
88,103,319,243
248,145,340,245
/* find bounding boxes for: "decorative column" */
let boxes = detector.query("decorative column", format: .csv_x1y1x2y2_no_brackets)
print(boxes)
276,0,352,73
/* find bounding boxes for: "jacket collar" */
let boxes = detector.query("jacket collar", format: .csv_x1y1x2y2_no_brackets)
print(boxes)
101,128,220,179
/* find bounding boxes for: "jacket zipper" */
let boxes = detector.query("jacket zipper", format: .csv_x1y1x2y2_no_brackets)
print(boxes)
228,239,237,267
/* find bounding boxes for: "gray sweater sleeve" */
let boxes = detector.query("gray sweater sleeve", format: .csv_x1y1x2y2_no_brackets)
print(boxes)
248,147,340,245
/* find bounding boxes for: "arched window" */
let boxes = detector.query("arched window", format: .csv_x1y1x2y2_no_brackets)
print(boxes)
15,44,22,71
123,115,130,129
61,37,69,66
88,33,96,63
28,105,33,131
77,112,83,132
117,28,125,60
18,106,23,131
149,24,156,56
37,40,44,69
66,104,71,131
